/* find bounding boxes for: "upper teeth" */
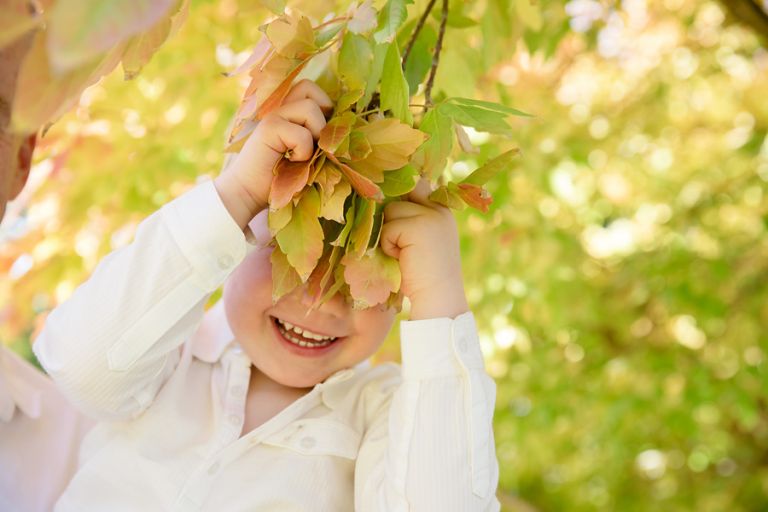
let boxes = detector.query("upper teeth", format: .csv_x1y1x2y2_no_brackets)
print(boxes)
276,318,337,341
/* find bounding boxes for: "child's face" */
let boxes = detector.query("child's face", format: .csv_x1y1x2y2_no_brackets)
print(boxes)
222,244,397,389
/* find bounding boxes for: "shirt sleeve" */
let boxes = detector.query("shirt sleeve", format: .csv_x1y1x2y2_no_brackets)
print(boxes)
32,180,251,421
354,311,501,511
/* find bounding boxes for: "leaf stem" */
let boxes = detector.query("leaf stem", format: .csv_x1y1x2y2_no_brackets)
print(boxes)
424,0,448,107
313,15,350,30
401,0,438,70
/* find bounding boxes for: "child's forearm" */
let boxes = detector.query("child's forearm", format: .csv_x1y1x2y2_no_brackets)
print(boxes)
355,311,500,511
214,172,266,231
32,181,249,420
408,283,470,321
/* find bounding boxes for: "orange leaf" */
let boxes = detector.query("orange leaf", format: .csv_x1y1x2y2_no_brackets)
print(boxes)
269,158,311,210
256,58,310,120
457,183,493,212
341,248,401,309
327,153,384,202
318,111,356,153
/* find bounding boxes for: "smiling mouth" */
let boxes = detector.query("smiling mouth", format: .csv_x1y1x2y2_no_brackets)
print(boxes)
270,316,344,349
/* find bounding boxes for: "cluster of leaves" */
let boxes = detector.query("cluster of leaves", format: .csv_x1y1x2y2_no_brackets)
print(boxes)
1,0,189,133
228,3,527,310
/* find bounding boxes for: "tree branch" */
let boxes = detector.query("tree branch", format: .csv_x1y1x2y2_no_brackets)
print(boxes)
424,0,448,106
401,0,437,70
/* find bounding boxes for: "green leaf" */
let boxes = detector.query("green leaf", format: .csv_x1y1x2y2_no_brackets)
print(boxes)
446,97,532,117
379,164,419,196
404,23,436,93
416,108,454,179
428,183,466,210
461,148,520,186
437,102,512,134
47,0,176,73
357,42,389,112
380,42,413,125
338,32,373,91
374,0,413,44
275,187,324,281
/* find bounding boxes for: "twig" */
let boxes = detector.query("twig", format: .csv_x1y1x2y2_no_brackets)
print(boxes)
313,15,350,30
424,0,448,106
401,0,438,70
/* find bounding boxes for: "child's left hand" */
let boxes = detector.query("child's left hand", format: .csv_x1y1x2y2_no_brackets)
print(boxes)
380,178,470,320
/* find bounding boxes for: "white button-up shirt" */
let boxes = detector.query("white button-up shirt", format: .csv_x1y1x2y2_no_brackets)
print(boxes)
32,180,500,511
0,345,94,512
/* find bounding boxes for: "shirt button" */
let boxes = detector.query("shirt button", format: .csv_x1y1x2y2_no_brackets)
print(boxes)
208,461,220,475
217,254,234,269
300,436,316,449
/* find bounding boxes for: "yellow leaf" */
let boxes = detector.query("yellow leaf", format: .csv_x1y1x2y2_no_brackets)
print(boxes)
320,180,351,223
270,246,302,304
275,187,324,282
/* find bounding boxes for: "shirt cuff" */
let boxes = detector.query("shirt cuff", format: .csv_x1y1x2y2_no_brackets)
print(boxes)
160,179,251,291
399,311,486,381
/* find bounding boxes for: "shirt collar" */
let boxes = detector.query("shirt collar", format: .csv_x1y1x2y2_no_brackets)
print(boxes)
0,346,43,422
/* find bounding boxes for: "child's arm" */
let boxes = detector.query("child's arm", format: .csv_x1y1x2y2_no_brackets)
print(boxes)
354,180,500,510
32,81,332,421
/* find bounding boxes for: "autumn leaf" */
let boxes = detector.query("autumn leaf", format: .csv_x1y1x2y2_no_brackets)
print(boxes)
353,118,426,175
461,148,520,186
47,0,176,74
429,183,466,210
0,3,42,50
270,246,303,304
11,31,125,133
356,42,388,112
456,183,492,212
331,200,357,247
335,88,364,113
255,58,310,120
223,36,272,77
320,180,351,223
312,160,343,199
327,153,384,202
318,111,356,153
122,0,189,80
342,248,402,308
269,157,312,210
380,42,412,125
346,197,376,259
275,187,324,281
268,202,293,236
265,13,315,59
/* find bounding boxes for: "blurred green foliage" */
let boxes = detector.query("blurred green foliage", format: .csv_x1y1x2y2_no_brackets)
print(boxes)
1,0,767,510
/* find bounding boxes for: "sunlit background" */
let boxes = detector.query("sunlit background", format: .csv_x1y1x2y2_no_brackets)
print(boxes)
2,0,767,510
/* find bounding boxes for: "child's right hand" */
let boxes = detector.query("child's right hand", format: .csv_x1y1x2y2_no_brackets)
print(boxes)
214,79,333,230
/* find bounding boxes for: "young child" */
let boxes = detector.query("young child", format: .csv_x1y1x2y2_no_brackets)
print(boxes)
32,80,500,511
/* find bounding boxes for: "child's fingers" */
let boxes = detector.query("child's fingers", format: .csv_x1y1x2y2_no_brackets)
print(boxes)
283,79,333,113
383,200,431,222
379,217,416,259
405,177,438,208
274,99,327,139
260,114,314,161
